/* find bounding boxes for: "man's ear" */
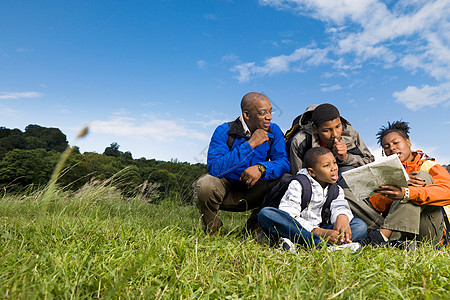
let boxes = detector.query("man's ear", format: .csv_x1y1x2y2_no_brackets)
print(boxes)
307,167,316,178
242,110,250,121
313,124,318,135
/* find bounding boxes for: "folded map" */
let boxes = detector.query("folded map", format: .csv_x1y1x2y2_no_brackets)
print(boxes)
341,154,409,201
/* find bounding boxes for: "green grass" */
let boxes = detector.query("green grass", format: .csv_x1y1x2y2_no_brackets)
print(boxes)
1,182,450,299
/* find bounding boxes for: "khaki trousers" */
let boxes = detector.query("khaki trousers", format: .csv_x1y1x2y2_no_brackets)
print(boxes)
193,174,281,234
345,171,443,245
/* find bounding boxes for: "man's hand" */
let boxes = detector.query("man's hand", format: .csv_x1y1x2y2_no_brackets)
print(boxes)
408,171,426,187
374,185,405,200
333,138,347,161
240,165,262,188
333,214,352,244
248,129,269,149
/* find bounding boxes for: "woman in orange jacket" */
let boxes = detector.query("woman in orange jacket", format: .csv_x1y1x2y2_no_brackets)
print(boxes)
346,121,450,248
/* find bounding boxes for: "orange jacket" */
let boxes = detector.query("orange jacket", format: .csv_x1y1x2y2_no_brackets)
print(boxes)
370,151,450,213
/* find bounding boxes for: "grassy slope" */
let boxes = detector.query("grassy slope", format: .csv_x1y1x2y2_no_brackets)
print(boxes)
1,184,450,299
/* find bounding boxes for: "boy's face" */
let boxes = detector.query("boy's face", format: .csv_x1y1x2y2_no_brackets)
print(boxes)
313,117,342,148
308,152,339,188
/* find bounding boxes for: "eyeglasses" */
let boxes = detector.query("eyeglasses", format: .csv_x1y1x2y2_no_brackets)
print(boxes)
256,109,275,117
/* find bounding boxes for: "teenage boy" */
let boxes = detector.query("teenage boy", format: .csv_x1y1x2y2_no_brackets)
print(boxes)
287,104,374,186
258,147,367,251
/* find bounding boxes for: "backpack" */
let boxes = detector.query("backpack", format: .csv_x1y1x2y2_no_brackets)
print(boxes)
264,173,340,226
284,107,315,153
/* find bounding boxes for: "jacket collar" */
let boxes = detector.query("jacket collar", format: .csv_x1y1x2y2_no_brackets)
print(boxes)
403,150,434,168
228,117,273,138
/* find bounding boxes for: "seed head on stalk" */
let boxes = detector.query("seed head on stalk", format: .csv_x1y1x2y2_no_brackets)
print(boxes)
41,126,89,213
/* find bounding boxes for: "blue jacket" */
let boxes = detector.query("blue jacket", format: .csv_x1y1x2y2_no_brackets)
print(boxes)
207,118,290,183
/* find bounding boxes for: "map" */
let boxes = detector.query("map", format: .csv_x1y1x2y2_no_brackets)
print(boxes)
341,155,409,201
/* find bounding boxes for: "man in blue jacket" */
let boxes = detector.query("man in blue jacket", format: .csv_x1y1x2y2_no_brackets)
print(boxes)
193,92,290,235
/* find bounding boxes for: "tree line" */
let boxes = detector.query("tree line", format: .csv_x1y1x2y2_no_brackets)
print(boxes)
1,125,449,202
0,125,206,203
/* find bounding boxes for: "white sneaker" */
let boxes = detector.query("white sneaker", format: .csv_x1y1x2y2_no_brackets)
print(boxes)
278,237,297,253
327,242,361,252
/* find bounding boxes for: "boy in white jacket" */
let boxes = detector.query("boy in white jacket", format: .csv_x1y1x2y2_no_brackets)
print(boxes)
258,147,367,250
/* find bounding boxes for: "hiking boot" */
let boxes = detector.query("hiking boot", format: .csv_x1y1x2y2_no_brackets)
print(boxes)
254,229,271,246
360,229,388,247
277,237,296,253
388,240,418,250
327,242,362,252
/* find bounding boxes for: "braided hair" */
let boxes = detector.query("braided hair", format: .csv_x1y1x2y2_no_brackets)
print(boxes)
376,120,410,145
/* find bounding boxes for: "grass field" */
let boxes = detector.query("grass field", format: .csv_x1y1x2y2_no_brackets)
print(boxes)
1,181,450,299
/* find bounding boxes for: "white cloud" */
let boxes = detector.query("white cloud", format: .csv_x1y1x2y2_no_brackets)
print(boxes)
320,84,341,92
368,144,383,161
393,82,450,110
233,1,450,110
369,143,450,164
231,47,330,83
204,13,217,20
16,48,34,53
0,105,21,118
197,60,207,70
89,116,210,142
0,91,43,100
191,119,227,128
221,53,240,63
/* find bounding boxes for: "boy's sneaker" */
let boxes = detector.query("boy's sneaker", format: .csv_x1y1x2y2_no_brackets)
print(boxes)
327,242,362,252
277,237,296,253
360,229,388,247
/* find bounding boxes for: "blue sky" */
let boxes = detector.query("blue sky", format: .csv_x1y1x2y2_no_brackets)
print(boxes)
1,0,450,164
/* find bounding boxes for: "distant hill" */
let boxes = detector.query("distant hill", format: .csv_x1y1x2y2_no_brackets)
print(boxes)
0,124,206,203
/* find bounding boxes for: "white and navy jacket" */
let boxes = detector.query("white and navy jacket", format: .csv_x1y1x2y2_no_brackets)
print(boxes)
278,168,354,232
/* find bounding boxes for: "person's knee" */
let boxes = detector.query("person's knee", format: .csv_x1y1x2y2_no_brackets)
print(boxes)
258,207,273,220
351,218,368,241
352,217,367,228
258,207,277,223
193,174,220,206
416,170,433,185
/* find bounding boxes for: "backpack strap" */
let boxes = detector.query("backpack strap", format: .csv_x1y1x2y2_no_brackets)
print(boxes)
226,119,244,150
441,207,450,247
285,131,312,165
265,137,274,161
320,183,339,226
227,131,237,150
295,174,312,212
264,174,338,225
264,174,309,209
279,174,337,226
